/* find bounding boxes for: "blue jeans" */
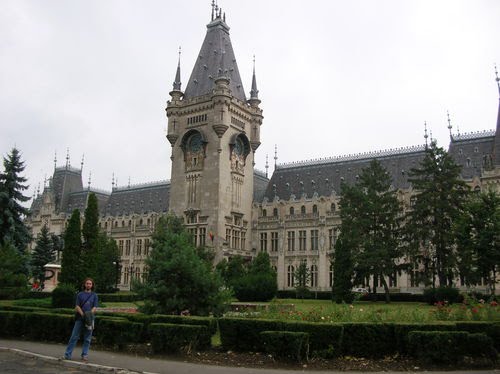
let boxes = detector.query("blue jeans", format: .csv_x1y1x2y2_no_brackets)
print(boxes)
64,318,93,359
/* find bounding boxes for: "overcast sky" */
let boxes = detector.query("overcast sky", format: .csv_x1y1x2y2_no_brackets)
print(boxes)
1,0,499,200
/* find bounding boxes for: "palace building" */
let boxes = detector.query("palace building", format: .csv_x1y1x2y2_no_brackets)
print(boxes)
28,5,500,293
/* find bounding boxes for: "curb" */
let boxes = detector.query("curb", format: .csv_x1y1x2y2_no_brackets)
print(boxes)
0,346,158,374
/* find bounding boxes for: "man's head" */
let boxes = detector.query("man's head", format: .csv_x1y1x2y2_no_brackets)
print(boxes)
82,278,95,291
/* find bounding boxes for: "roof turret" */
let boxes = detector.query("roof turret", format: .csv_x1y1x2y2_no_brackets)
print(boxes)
172,47,182,91
183,4,246,101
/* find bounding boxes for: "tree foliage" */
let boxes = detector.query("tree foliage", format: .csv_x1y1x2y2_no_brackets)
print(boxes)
0,242,29,299
406,141,469,287
59,209,83,288
333,159,404,302
136,214,228,316
30,224,56,287
455,190,500,294
0,148,31,256
232,251,277,302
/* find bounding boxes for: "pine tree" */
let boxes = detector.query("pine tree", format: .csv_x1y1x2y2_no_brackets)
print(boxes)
136,214,227,315
82,193,99,276
31,224,56,287
0,242,29,299
406,141,469,287
93,232,120,293
233,251,277,302
59,209,83,288
0,148,31,255
455,190,500,295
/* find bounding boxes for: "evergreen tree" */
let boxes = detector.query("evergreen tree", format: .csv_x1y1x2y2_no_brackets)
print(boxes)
233,251,277,302
136,215,228,315
455,190,500,295
406,141,469,287
217,255,246,288
293,261,311,299
31,224,56,287
0,148,31,255
0,242,29,299
82,193,99,276
93,232,120,292
332,160,404,302
59,209,83,288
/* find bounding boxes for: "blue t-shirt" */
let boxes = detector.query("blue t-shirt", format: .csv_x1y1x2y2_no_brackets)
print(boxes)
76,291,98,312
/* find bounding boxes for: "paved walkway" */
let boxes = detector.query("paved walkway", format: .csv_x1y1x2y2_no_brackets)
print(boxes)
0,339,497,374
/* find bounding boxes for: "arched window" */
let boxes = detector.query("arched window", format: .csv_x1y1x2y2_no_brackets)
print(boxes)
330,203,336,212
121,220,125,227
262,209,267,217
139,218,143,226
290,207,294,215
301,205,306,214
311,265,318,287
474,186,481,193
273,208,278,217
287,265,295,287
312,205,318,214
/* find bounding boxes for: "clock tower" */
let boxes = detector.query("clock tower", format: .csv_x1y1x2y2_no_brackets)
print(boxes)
166,5,263,262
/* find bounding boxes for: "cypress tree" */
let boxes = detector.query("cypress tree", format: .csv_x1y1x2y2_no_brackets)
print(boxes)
59,209,82,288
82,193,100,276
31,224,56,287
0,148,31,255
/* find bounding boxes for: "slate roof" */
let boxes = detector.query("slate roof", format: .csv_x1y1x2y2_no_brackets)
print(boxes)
51,167,83,213
262,146,428,201
183,15,247,102
102,181,170,216
253,169,269,202
448,130,496,179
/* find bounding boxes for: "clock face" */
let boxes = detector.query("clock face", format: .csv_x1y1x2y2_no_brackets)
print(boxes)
189,133,202,152
234,138,244,155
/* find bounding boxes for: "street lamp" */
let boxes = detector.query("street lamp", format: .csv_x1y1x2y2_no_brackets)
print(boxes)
129,262,135,290
112,261,121,291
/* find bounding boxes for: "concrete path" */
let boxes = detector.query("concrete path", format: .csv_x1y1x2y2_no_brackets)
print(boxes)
0,339,497,374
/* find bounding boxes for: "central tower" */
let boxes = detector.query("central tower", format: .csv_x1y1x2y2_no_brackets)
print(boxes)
166,5,263,261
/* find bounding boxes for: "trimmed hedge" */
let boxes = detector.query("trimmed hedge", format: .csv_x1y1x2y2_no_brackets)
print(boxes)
393,322,457,354
276,290,426,302
408,330,497,363
94,317,143,348
341,323,395,357
149,323,210,353
96,293,140,303
260,331,309,362
455,321,500,351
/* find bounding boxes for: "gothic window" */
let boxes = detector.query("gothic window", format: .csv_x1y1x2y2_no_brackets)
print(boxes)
125,240,131,256
118,240,124,256
287,265,295,287
104,222,108,229
466,158,471,167
330,203,336,212
312,205,318,214
262,209,267,217
310,265,318,287
260,232,268,252
144,238,150,256
310,230,319,250
329,227,338,250
287,231,295,251
301,205,306,214
241,231,246,250
271,232,278,251
273,208,278,217
136,239,142,256
289,207,294,215
299,230,307,250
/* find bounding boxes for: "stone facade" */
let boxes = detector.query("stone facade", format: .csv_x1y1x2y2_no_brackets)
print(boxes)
27,7,500,293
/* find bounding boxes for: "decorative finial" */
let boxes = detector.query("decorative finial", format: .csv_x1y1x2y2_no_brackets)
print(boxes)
424,121,429,147
54,150,57,169
172,47,182,91
128,176,131,188
80,154,84,172
265,154,269,178
250,55,259,100
274,144,278,168
112,172,115,189
495,63,500,97
44,174,47,188
66,148,70,168
37,182,40,196
211,0,215,21
87,171,92,190
223,12,225,22
447,111,452,138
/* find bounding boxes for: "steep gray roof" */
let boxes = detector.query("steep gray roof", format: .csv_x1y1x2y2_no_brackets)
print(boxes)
183,16,246,102
263,146,427,201
448,130,496,179
103,181,170,216
253,169,269,202
51,167,83,213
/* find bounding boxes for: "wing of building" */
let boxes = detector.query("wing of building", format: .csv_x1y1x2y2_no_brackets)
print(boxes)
28,5,500,293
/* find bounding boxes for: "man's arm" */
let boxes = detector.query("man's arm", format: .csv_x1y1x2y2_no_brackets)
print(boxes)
75,305,84,317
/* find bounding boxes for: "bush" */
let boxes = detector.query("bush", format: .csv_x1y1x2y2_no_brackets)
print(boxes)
393,322,457,353
423,286,462,305
97,292,140,303
455,322,500,351
51,283,77,308
261,331,309,362
94,317,143,348
408,330,496,364
149,323,210,353
341,323,396,357
233,273,277,302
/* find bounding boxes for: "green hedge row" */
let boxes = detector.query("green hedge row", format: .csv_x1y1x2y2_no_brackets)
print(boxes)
149,323,210,353
97,293,140,303
409,331,497,363
260,331,309,362
219,318,500,358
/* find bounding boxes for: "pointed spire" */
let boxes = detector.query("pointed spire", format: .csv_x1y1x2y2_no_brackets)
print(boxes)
447,111,453,139
80,154,85,172
250,55,259,100
54,150,57,169
87,171,92,191
65,148,70,169
211,0,215,21
172,46,182,91
112,172,115,190
128,176,131,188
495,63,500,98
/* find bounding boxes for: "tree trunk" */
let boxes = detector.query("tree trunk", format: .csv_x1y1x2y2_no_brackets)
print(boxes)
380,275,391,303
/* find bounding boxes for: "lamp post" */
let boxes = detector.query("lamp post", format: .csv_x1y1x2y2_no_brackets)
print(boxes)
129,262,134,291
112,261,121,291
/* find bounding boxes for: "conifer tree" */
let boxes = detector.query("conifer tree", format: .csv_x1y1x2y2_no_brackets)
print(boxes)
82,193,99,276
0,148,31,255
406,141,469,287
31,224,56,287
59,209,83,288
0,242,28,299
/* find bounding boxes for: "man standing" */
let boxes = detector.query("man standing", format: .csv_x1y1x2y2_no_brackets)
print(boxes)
63,278,98,361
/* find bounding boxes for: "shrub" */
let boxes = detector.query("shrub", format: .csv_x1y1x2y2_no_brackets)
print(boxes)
97,292,140,303
341,323,396,357
51,283,77,308
393,322,457,353
455,322,500,351
149,323,210,353
233,273,277,302
261,331,309,362
94,318,143,348
408,331,469,364
423,286,462,305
